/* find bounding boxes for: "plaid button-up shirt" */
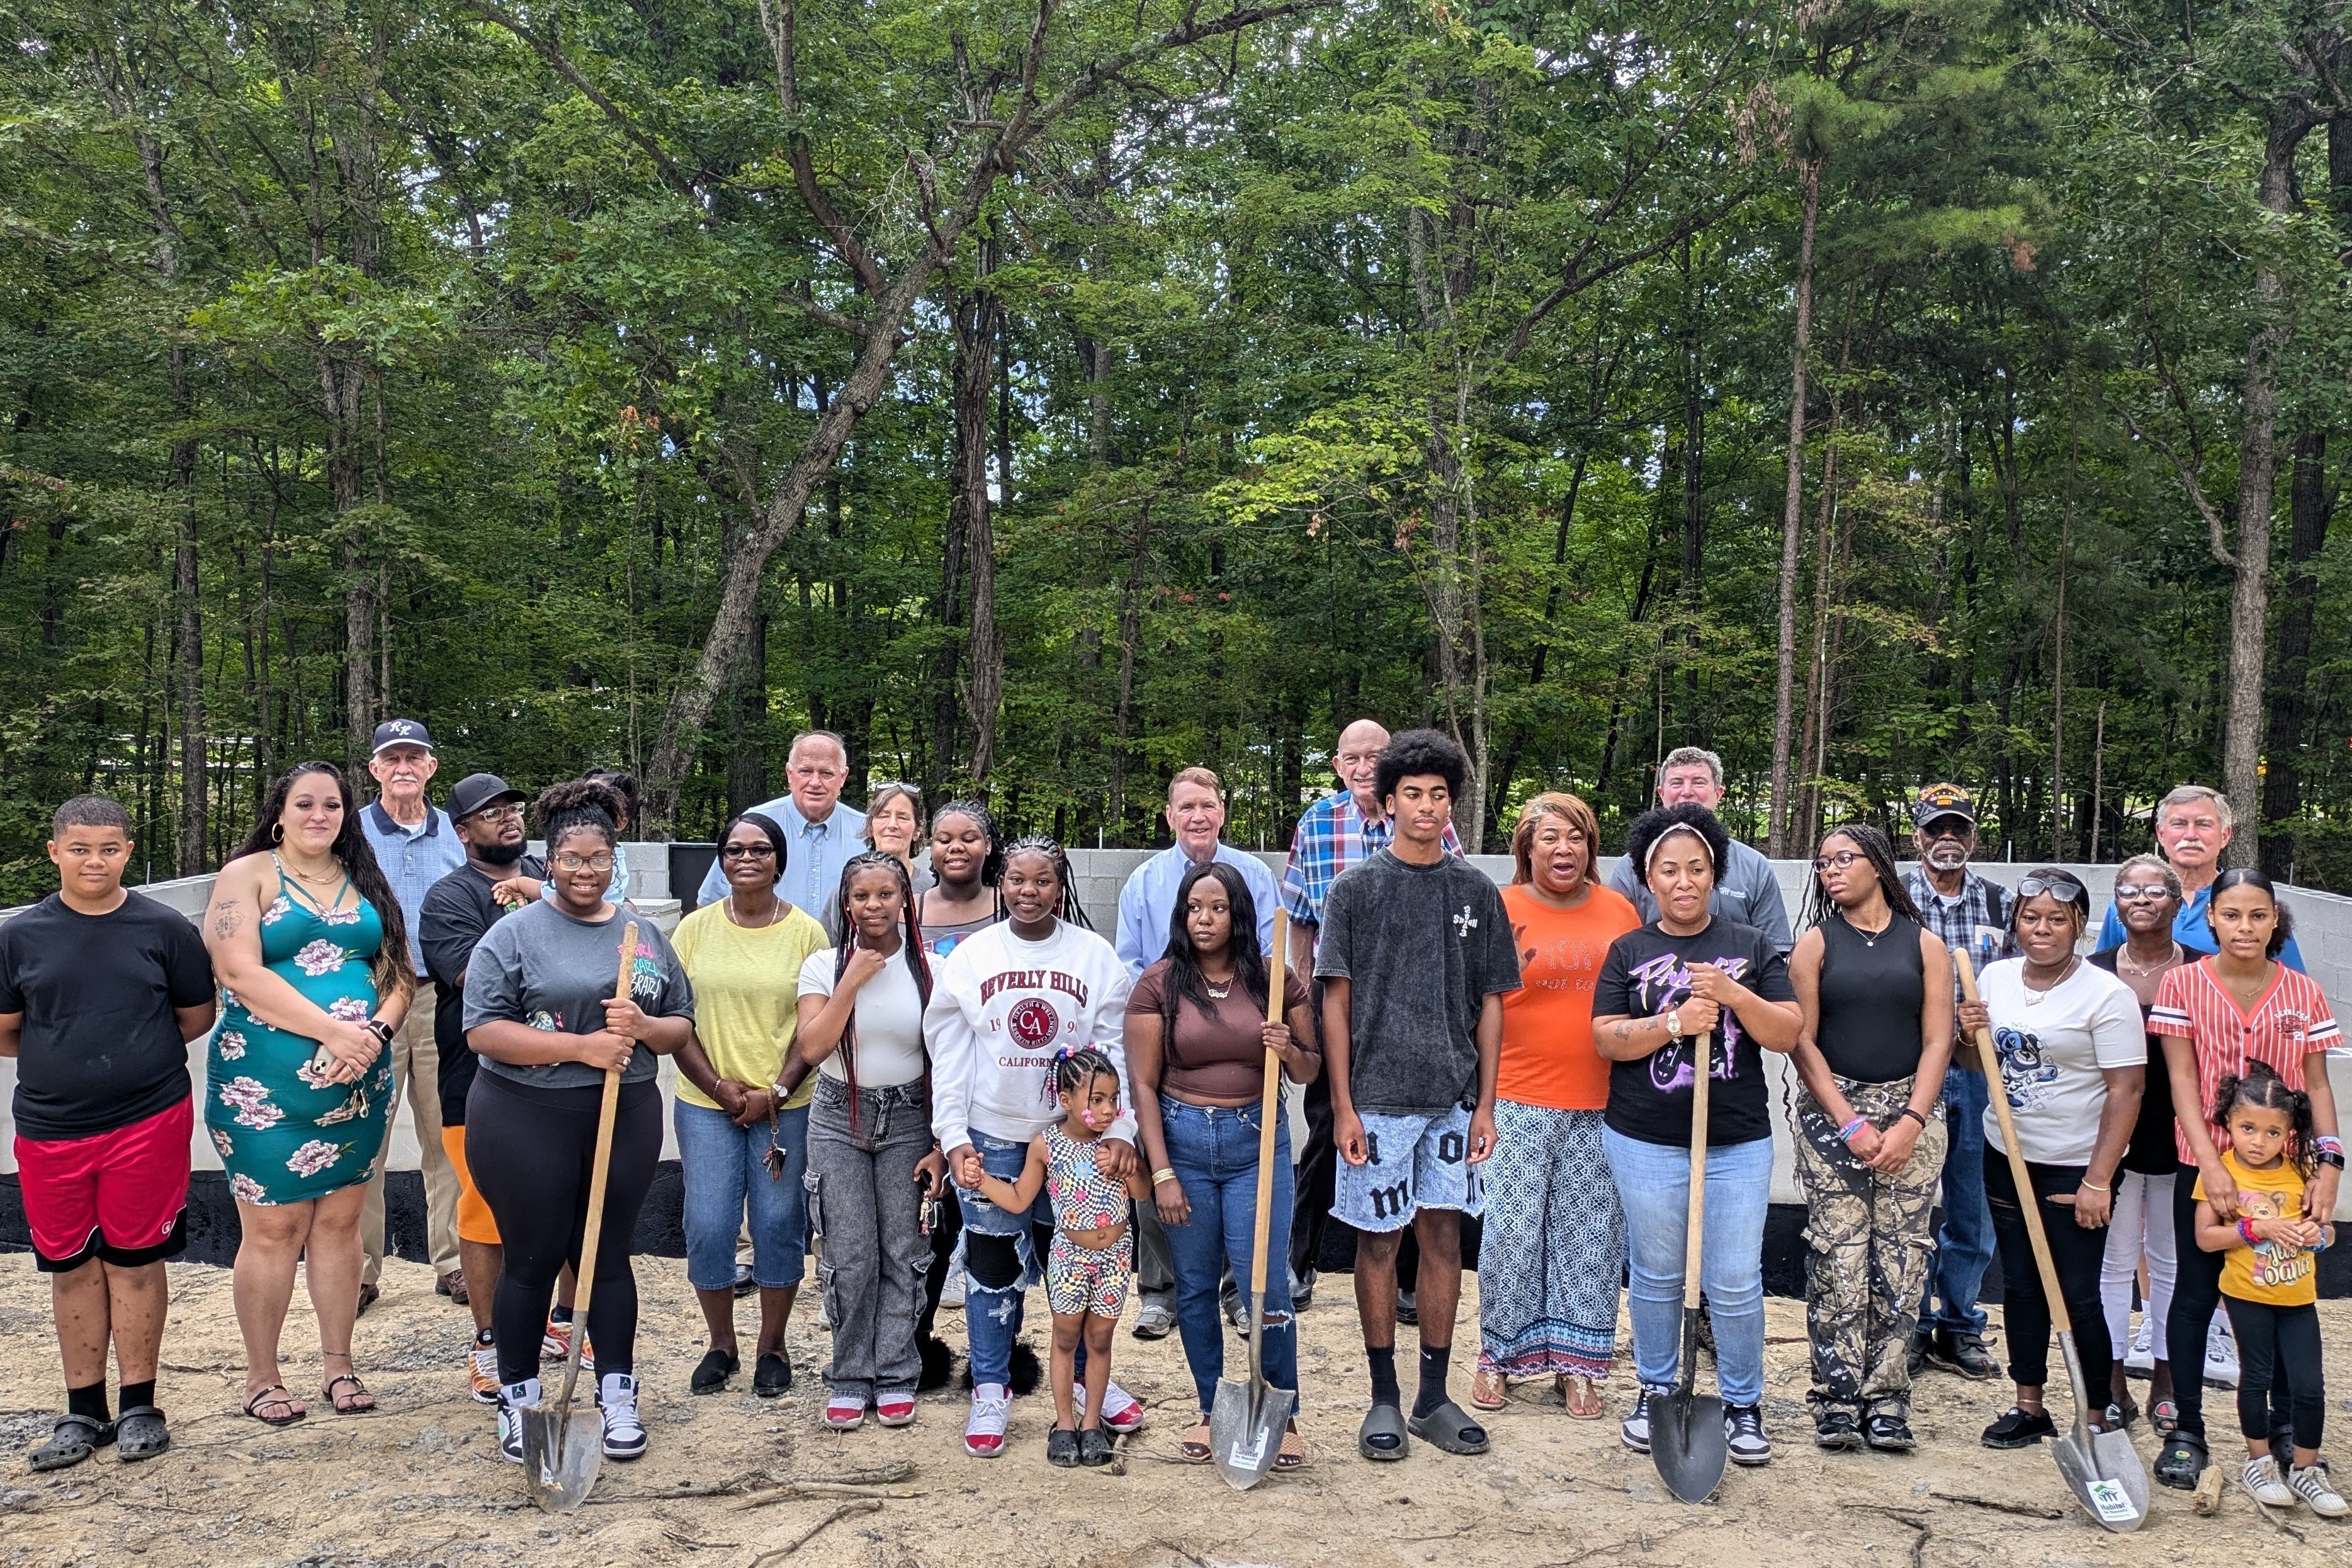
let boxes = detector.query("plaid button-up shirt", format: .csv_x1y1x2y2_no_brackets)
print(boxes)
363,801,466,979
1901,864,2013,1002
1280,789,1464,933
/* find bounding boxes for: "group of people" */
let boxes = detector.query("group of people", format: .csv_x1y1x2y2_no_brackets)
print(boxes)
2,724,2343,1521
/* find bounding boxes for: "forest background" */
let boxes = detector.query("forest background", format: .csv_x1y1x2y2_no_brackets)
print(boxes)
4,0,2350,903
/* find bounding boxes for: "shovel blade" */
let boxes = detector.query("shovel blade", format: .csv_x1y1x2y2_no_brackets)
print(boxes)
1209,1375,1295,1492
2051,1428,2148,1533
521,1403,604,1513
1649,1390,1727,1504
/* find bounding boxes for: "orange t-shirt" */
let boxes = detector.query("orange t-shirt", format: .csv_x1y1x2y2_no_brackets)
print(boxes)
1496,883,1644,1110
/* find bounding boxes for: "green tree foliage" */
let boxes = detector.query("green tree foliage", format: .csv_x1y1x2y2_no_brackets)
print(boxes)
2,0,2347,900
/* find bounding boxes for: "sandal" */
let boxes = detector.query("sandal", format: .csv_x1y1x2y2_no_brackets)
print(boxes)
1469,1367,1510,1411
115,1404,171,1463
28,1412,114,1471
1274,1424,1307,1472
1359,1401,1410,1461
1179,1419,1213,1464
1406,1397,1490,1455
242,1384,306,1426
2152,1397,2180,1436
1563,1374,1606,1420
320,1372,375,1415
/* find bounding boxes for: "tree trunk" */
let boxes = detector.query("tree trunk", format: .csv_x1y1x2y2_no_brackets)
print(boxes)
939,251,1001,795
1768,152,1821,857
728,606,769,818
964,286,1012,785
1109,500,1151,836
2261,431,2329,876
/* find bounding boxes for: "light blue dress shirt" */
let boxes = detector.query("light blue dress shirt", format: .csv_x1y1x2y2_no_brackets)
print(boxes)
1114,841,1284,976
361,801,466,978
696,794,869,939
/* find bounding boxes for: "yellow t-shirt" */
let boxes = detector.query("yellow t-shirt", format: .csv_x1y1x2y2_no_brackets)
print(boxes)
2194,1151,2319,1307
671,900,829,1112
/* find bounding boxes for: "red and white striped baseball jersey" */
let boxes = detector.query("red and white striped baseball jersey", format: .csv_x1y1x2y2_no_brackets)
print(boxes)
2149,957,2339,1163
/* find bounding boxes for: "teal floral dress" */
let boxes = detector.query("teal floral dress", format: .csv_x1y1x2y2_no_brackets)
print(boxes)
206,859,392,1205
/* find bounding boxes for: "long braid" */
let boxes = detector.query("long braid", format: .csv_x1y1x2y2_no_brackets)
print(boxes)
832,850,928,1134
1802,821,1923,934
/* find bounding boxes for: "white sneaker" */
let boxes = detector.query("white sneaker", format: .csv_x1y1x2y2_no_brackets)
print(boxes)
2242,1456,2294,1506
964,1383,1010,1457
497,1378,542,1464
2289,1461,2350,1518
2123,1318,2156,1376
2205,1319,2240,1389
1090,1378,1146,1433
597,1372,646,1462
941,1265,968,1311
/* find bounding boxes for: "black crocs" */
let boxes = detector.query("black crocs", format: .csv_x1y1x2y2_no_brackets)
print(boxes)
2156,1430,2208,1490
28,1413,113,1472
115,1405,170,1463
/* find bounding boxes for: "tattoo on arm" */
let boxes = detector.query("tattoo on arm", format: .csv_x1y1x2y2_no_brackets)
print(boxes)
210,903,246,941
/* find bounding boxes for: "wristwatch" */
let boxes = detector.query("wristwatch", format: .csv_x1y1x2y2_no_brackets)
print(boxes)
1665,1008,1683,1039
2318,1150,2348,1171
366,1019,396,1049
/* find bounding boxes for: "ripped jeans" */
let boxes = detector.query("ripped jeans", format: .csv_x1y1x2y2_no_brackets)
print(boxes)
956,1128,1057,1391
805,1077,932,1402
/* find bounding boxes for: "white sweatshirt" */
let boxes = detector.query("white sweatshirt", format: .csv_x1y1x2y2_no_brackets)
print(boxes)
925,918,1136,1153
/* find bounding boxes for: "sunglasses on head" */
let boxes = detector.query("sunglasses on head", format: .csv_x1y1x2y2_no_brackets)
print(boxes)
2016,873,2085,903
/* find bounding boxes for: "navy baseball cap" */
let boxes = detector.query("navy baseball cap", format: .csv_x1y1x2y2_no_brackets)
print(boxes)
371,718,433,755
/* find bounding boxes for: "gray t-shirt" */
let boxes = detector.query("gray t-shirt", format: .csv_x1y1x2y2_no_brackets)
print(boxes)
463,901,694,1088
1314,849,1520,1116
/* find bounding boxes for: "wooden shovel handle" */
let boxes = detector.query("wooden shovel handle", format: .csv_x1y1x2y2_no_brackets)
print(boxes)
567,920,639,1336
1955,949,2074,1334
1680,1031,1712,1310
1245,912,1289,1309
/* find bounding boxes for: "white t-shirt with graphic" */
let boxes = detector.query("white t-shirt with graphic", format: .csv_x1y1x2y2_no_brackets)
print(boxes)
1977,957,2146,1166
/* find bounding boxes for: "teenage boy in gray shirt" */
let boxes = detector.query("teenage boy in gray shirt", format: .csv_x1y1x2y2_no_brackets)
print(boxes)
1316,729,1519,1464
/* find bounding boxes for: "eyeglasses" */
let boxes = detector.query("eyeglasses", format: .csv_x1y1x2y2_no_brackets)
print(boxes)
555,853,616,873
721,842,777,860
2113,883,2174,904
2017,874,2085,902
465,804,523,825
1812,850,1863,873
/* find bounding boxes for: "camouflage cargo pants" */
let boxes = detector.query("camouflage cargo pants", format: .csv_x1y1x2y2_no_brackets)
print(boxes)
1794,1075,1948,1418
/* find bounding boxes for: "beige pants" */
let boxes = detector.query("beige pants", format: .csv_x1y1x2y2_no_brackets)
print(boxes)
362,979,462,1283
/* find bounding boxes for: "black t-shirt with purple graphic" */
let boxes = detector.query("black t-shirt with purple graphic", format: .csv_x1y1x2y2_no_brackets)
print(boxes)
1593,918,1794,1148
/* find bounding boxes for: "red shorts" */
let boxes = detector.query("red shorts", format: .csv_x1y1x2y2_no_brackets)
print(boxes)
13,1097,193,1272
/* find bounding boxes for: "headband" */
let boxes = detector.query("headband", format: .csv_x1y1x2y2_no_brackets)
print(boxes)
1644,823,1713,879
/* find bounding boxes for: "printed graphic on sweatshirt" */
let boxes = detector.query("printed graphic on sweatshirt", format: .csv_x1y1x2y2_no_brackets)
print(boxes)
1991,1025,2060,1112
1622,950,1755,1086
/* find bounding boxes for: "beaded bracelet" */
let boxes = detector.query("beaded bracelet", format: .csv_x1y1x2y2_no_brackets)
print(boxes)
2238,1217,2261,1246
1839,1117,1870,1143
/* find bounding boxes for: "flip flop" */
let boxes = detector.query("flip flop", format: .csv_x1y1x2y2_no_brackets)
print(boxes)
1359,1401,1410,1461
1178,1420,1213,1463
28,1413,113,1471
1468,1368,1509,1411
115,1405,171,1463
1563,1375,1606,1420
320,1373,375,1415
242,1385,306,1427
1406,1398,1490,1455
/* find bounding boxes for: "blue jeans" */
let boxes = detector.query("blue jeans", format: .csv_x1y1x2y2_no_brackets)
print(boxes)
1160,1095,1298,1415
958,1128,1054,1390
676,1098,809,1292
1923,1066,1992,1335
1602,1127,1772,1407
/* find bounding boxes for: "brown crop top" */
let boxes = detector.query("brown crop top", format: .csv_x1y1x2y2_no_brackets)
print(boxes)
1126,959,1317,1102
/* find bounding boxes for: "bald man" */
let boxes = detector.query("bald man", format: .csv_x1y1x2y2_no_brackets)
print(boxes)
1279,719,1464,1313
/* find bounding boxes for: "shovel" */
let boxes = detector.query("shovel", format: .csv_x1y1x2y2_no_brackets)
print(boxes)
1957,949,2148,1533
524,918,638,1513
1651,1030,1729,1504
1212,910,1296,1491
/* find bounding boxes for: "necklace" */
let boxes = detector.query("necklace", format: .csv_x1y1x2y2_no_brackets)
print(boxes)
1202,970,1235,1001
727,894,783,930
2021,956,2078,1004
2118,942,2181,978
274,850,341,886
1846,910,1893,947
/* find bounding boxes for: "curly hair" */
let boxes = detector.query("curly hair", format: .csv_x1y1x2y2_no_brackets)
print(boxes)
1622,803,1729,890
235,762,411,1000
536,778,627,855
1374,728,1469,806
2212,1059,2316,1176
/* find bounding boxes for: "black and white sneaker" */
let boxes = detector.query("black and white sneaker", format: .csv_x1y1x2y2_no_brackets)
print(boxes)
497,1378,541,1465
597,1372,647,1462
1724,1404,1772,1466
1620,1385,1669,1453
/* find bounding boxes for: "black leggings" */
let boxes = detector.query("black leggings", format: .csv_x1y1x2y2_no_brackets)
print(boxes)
467,1071,661,1386
1984,1146,2112,1392
2166,1161,2292,1443
2223,1297,2326,1452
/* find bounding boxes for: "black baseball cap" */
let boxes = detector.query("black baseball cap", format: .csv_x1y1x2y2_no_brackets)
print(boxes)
448,774,524,822
1911,782,1978,830
371,718,433,755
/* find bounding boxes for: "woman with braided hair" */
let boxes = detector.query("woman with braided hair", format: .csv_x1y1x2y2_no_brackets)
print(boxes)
795,850,949,1429
925,835,1143,1457
463,779,695,1465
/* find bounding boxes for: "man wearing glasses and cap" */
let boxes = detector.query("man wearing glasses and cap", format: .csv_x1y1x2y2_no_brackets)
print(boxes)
1899,782,2012,1382
356,719,468,1311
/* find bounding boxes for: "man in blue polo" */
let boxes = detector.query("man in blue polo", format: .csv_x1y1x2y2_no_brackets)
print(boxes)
2093,784,2308,970
695,730,868,938
356,718,467,1312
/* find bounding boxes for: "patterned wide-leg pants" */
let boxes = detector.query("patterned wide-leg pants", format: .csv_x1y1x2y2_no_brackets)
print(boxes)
1476,1102,1622,1382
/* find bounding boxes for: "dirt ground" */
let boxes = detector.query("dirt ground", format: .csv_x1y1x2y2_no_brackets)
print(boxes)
1,1255,2346,1567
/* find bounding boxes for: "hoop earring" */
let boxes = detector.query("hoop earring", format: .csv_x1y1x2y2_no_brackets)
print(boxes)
270,823,285,845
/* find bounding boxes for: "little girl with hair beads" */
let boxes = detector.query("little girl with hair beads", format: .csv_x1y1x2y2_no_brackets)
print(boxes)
2193,1063,2345,1518
977,1047,1153,1467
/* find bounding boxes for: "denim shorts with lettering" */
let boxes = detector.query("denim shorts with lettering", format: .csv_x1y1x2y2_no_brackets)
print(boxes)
1332,1103,1483,1233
